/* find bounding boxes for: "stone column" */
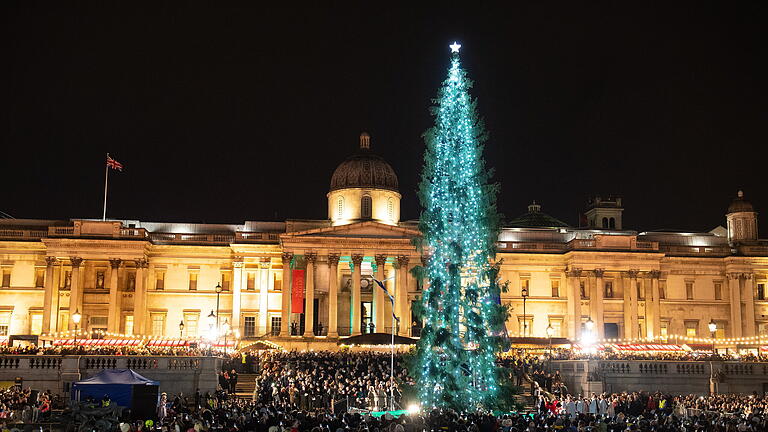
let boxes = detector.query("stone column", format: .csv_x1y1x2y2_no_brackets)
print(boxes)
68,257,83,330
232,260,244,333
728,273,743,337
107,259,122,332
593,269,605,339
566,268,581,340
396,255,410,336
327,254,340,338
42,256,58,334
741,273,756,336
51,261,61,332
303,253,316,337
649,270,661,339
627,270,640,339
259,258,271,334
374,254,387,332
280,252,293,337
351,254,364,336
133,259,148,335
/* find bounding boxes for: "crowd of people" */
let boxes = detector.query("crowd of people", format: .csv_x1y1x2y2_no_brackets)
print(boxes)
0,345,212,357
0,387,59,423
551,349,767,362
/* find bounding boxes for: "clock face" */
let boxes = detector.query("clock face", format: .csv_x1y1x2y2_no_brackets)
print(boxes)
360,278,370,289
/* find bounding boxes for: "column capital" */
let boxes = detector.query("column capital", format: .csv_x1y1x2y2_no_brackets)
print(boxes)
260,257,272,269
593,268,605,278
233,261,245,269
374,254,387,267
727,272,741,280
626,269,640,279
648,270,661,279
351,254,364,265
70,257,83,268
397,255,410,267
135,258,149,269
281,252,294,264
566,267,581,278
327,253,340,266
741,273,753,280
305,253,317,264
45,256,58,267
109,258,122,269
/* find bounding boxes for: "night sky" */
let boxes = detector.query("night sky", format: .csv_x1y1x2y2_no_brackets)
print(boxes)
3,2,765,232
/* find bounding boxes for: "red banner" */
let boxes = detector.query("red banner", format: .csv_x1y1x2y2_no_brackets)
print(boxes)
292,269,305,314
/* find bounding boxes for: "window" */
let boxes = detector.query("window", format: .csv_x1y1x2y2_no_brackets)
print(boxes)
685,281,694,300
547,318,563,337
30,313,43,335
387,198,394,220
96,270,105,289
244,316,256,337
35,269,45,288
0,312,10,335
637,281,644,300
58,312,69,331
90,317,107,337
127,273,135,291
660,322,669,342
221,272,231,292
124,316,134,335
189,273,198,291
184,312,199,338
551,280,560,298
714,282,723,300
685,321,698,337
602,217,608,228
337,196,344,219
155,272,165,290
90,316,108,327
64,271,71,289
609,217,616,229
361,196,372,219
715,322,725,339
520,278,530,296
659,280,667,299
274,273,282,291
2,270,10,288
151,313,166,336
518,316,533,336
757,283,765,301
579,280,587,299
604,281,614,298
247,273,255,290
271,316,281,336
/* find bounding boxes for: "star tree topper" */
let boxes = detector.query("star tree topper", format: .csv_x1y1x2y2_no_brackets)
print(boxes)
449,41,461,53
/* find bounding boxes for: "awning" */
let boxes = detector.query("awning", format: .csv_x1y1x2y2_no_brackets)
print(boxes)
613,344,683,351
146,339,191,347
53,338,142,346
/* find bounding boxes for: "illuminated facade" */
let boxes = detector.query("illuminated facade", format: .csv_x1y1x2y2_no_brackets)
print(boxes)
1,133,767,346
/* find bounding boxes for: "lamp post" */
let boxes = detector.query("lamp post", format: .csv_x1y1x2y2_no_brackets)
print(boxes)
521,285,529,338
709,320,717,355
179,320,185,339
72,309,82,347
215,283,222,331
546,323,554,373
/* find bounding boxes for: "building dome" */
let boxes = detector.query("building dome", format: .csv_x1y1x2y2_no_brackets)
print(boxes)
329,133,399,192
727,190,754,213
507,201,570,228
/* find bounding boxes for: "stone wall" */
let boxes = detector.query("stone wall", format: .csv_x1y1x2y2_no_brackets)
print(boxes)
0,356,221,397
553,360,768,396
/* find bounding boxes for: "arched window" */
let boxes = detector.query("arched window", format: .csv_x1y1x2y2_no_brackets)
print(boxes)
609,217,616,229
387,198,394,219
602,217,609,228
361,196,372,219
337,196,344,219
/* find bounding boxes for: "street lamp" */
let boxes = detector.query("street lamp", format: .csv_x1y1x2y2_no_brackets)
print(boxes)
72,309,82,347
179,320,185,339
215,283,223,331
521,285,529,338
546,323,554,373
709,320,717,355
207,310,216,356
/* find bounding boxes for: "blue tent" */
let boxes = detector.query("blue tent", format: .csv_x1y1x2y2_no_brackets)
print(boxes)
72,369,159,411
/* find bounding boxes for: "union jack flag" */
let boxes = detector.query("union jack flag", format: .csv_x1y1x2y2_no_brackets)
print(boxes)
106,155,123,171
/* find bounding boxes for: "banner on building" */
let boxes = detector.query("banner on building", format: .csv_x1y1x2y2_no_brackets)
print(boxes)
292,269,305,314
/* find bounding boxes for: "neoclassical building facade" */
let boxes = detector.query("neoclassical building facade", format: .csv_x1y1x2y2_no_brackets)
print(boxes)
1,134,767,346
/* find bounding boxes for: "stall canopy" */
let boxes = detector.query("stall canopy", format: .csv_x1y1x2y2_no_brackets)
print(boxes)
53,338,142,346
72,369,159,414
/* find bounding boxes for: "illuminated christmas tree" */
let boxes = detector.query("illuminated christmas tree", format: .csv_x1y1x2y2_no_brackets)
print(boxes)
414,42,510,410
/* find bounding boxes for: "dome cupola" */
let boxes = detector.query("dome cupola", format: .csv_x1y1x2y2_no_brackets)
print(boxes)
328,133,401,226
726,190,758,244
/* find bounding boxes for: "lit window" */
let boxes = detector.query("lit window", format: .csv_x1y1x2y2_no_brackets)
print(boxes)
220,272,231,291
547,319,562,337
30,313,43,335
189,273,198,291
551,280,560,297
0,312,11,335
124,316,134,335
685,321,698,337
361,196,372,219
247,273,256,290
35,269,45,288
660,323,668,342
155,272,165,290
521,278,530,296
184,313,199,337
151,313,166,336
271,316,281,336
244,316,256,337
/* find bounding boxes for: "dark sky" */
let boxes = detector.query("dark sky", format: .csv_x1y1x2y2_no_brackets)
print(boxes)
3,2,765,232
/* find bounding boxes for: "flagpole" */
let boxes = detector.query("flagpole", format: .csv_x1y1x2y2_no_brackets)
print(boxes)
102,153,109,221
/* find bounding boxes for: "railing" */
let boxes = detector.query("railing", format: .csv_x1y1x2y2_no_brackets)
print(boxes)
567,239,596,250
739,245,768,256
119,227,148,238
234,232,281,243
498,242,567,253
0,229,47,240
659,245,731,257
148,232,235,245
48,226,74,236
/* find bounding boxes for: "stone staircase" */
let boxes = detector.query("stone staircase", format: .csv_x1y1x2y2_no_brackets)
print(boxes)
234,373,259,399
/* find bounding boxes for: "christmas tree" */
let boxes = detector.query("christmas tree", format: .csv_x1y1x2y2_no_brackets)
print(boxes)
414,42,510,410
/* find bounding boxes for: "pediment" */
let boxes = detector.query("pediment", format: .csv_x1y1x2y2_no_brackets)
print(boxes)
281,221,420,240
